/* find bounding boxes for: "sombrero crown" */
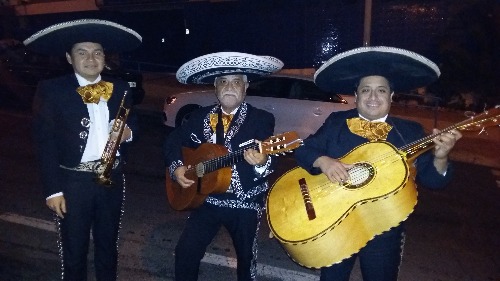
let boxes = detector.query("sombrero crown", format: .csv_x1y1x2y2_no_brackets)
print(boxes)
23,19,142,55
314,46,440,93
176,52,284,84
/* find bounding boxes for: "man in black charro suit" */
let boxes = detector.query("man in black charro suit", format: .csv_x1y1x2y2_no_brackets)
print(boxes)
294,46,462,281
164,52,283,281
25,19,141,281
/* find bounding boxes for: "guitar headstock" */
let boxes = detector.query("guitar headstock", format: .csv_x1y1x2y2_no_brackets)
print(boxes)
261,131,302,155
456,106,500,132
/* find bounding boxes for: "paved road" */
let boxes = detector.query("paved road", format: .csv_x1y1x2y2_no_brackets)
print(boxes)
0,108,499,281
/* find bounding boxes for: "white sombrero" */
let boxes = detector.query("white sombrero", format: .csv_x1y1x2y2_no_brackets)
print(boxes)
314,46,440,93
23,19,142,55
176,52,284,84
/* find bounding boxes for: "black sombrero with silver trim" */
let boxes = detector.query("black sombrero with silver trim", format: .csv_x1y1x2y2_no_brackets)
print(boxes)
23,19,142,55
176,52,284,84
314,46,440,93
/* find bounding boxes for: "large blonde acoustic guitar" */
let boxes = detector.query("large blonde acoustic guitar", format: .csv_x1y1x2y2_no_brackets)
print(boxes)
166,131,302,211
267,107,500,268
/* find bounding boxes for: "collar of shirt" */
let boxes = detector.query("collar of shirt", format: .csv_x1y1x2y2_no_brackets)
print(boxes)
358,114,388,123
222,106,239,115
75,73,101,86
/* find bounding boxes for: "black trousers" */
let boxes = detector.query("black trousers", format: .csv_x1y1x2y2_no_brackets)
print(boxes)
175,203,260,281
320,225,405,281
58,169,124,281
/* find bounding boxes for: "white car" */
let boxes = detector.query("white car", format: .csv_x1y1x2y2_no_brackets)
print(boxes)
163,75,356,139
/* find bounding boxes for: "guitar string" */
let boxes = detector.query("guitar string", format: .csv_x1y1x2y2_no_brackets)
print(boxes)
400,115,495,152
311,115,488,192
203,143,259,173
202,135,299,172
287,112,498,213
206,113,493,181
308,114,494,200
309,150,407,201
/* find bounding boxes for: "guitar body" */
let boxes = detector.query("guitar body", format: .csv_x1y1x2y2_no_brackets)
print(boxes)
166,143,232,211
266,141,418,268
165,131,303,211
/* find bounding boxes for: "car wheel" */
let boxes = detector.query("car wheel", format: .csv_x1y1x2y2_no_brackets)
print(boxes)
175,104,202,127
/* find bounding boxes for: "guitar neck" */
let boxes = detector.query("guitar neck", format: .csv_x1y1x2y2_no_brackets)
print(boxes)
400,110,499,160
400,133,442,160
203,143,259,173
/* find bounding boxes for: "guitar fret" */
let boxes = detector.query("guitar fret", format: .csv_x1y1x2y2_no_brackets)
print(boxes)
399,109,499,160
203,143,260,173
166,131,303,211
264,110,500,267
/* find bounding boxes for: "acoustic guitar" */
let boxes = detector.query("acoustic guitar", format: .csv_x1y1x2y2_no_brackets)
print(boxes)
166,131,302,211
266,107,500,269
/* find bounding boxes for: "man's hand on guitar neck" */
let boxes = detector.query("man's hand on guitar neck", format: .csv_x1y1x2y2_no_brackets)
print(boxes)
313,156,354,184
243,147,268,166
432,128,462,174
174,166,195,188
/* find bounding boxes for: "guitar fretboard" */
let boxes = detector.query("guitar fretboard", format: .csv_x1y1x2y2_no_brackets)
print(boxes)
203,143,259,173
400,111,499,160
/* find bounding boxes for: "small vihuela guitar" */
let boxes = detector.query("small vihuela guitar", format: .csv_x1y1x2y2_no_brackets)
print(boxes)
266,107,500,269
166,131,302,211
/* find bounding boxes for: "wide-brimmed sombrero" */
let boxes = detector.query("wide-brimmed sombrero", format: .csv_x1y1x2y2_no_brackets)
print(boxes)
23,19,142,55
176,52,284,84
314,46,440,94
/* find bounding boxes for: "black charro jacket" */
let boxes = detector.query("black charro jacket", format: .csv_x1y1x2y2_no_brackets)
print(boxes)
33,73,138,198
294,108,454,190
164,102,277,209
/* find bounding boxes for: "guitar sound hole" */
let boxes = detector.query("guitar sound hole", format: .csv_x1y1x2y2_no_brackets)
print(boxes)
345,162,374,189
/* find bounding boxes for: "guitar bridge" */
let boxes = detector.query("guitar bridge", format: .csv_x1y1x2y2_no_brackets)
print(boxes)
299,178,316,220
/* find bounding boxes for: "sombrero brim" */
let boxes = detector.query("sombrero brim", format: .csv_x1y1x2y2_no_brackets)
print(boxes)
176,52,284,84
314,46,440,93
23,19,142,55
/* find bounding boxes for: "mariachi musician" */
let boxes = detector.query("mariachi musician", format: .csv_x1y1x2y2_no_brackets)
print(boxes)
293,46,462,281
25,19,141,281
164,52,283,281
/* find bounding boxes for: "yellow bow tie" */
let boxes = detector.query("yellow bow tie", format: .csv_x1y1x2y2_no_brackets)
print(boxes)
346,117,393,141
76,81,114,104
210,113,234,133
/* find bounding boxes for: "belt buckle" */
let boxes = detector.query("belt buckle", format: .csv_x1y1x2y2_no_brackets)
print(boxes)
92,161,105,174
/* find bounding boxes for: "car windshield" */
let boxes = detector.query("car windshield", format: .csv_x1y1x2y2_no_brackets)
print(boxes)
247,77,345,103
